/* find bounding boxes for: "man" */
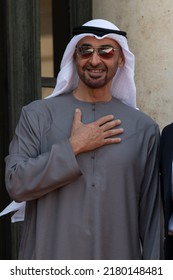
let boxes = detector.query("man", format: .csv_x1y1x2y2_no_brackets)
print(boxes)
160,124,173,259
5,19,162,259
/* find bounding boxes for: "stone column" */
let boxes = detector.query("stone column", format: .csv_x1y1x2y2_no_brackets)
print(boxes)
0,0,41,259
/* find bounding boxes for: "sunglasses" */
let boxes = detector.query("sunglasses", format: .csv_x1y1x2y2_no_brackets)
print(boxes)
75,45,120,59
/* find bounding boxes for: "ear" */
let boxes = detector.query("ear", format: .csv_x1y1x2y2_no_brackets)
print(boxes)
118,51,125,68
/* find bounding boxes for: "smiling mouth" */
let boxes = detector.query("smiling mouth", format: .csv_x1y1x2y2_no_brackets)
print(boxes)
87,68,105,78
90,69,103,72
87,68,104,72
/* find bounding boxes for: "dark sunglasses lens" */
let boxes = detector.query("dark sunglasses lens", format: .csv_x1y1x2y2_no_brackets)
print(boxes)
98,47,115,58
78,47,93,58
77,46,116,59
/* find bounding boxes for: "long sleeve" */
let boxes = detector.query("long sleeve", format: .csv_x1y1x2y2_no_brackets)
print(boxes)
5,105,82,202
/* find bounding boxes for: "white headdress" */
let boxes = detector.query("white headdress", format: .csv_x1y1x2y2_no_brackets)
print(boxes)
46,19,136,108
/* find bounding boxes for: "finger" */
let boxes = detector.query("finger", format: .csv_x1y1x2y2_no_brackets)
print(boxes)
101,119,122,131
73,108,82,125
104,137,122,144
95,115,115,126
104,128,124,138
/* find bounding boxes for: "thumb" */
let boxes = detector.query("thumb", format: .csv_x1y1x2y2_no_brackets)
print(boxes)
73,108,82,125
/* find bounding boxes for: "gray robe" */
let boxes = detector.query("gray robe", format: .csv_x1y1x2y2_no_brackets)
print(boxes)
5,93,162,259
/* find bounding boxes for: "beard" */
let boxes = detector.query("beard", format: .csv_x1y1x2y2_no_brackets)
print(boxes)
79,75,108,89
77,62,117,89
78,68,113,89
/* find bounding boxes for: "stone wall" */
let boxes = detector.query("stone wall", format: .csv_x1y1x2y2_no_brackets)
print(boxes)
93,0,173,130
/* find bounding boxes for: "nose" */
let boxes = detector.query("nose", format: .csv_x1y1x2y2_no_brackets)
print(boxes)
89,50,102,65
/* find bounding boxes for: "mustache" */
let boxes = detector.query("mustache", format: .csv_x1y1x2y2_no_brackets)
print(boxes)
84,65,107,71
